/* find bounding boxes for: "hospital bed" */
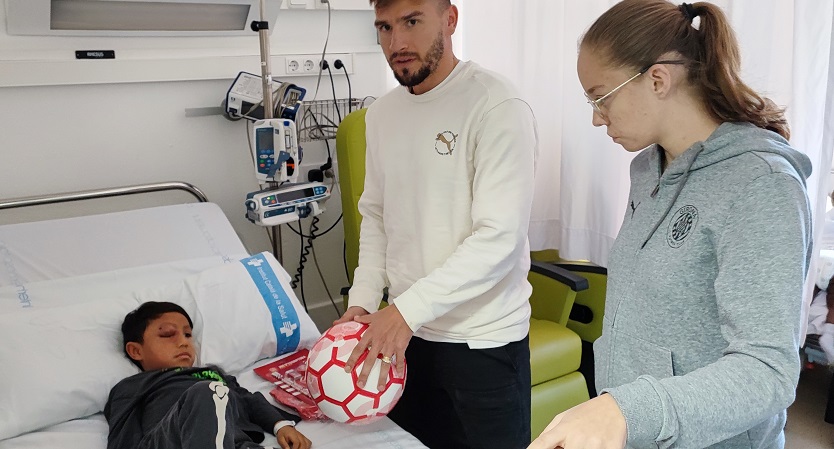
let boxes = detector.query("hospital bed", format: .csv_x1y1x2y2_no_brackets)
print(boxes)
0,182,425,449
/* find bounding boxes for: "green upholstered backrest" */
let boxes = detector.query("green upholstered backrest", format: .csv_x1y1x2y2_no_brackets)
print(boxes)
528,271,577,327
335,108,368,284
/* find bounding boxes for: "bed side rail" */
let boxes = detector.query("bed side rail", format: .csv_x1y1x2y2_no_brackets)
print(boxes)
0,181,208,211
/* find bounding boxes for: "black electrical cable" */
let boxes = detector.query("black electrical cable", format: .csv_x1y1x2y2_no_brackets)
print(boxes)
290,219,309,311
286,213,343,239
285,212,342,312
335,59,352,113
343,240,350,283
304,217,320,307
325,65,343,122
286,57,347,311
307,109,333,172
310,244,343,318
271,226,278,260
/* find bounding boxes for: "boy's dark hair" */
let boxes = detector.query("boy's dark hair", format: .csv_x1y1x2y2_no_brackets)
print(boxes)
122,301,193,370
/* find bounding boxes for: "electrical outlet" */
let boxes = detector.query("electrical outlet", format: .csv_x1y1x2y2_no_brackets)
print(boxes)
303,58,316,72
286,59,300,73
280,53,354,76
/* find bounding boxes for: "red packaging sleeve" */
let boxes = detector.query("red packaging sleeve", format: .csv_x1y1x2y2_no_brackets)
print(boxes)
253,349,327,421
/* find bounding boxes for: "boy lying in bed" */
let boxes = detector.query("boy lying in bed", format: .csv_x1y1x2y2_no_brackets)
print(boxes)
104,301,312,449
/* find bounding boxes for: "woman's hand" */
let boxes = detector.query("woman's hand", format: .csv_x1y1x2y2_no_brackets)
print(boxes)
528,394,627,449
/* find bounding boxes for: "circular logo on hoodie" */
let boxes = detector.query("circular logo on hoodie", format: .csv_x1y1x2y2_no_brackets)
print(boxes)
667,205,699,248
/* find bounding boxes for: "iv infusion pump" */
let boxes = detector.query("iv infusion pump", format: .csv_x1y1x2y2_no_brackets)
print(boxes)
253,119,299,183
246,182,330,227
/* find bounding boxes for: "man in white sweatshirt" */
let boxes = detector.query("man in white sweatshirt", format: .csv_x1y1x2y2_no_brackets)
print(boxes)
335,0,537,447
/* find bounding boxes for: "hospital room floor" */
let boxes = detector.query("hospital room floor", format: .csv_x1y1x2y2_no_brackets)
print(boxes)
785,365,834,447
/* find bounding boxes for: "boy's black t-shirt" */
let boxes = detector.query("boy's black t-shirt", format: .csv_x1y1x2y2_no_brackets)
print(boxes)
104,366,299,449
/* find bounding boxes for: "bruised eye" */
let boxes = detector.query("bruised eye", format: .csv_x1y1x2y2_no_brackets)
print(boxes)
158,323,178,338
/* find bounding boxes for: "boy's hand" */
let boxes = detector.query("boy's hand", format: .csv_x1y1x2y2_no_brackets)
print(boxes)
333,306,368,326
276,425,312,449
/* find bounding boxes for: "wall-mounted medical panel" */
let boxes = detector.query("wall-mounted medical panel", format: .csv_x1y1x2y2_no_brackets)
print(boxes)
0,50,368,87
282,0,373,10
5,0,281,37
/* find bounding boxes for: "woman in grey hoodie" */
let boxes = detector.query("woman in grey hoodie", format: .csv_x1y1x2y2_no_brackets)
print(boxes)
529,1,812,449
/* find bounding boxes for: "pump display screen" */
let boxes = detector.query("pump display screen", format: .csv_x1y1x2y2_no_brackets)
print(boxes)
256,128,274,151
276,188,316,203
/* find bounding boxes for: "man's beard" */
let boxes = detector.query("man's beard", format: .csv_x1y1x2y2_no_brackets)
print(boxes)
390,32,445,88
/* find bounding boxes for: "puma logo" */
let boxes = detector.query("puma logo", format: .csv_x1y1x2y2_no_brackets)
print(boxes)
434,131,458,156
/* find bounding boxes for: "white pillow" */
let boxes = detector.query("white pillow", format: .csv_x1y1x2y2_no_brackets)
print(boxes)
0,251,319,441
0,295,141,441
0,255,248,314
135,251,321,373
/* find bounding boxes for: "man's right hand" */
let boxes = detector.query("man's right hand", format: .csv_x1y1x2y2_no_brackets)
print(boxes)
333,306,369,326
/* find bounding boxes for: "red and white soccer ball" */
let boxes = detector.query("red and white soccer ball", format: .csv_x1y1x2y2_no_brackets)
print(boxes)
305,321,407,424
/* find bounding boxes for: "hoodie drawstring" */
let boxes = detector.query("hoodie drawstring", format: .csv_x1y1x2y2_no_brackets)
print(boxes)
640,145,706,249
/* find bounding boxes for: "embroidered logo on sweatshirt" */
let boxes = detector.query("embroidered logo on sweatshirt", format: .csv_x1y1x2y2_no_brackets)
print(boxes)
667,205,698,248
435,131,458,156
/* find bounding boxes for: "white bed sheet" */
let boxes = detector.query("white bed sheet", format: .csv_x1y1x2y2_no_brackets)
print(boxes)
0,202,247,288
238,360,426,448
0,354,426,449
0,416,424,449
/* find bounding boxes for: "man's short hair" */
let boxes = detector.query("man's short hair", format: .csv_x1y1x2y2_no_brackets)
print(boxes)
122,301,193,370
369,0,451,9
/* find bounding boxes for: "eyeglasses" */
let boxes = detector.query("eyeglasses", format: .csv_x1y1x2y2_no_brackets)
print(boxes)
585,60,687,116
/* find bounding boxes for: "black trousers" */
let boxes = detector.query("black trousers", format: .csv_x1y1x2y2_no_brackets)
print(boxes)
139,381,266,449
388,335,531,449
826,371,834,424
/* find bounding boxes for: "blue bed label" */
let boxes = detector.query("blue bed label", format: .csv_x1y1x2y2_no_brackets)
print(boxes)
240,254,300,355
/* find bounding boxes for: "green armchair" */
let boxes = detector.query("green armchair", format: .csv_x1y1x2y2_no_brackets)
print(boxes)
335,109,589,439
532,251,608,398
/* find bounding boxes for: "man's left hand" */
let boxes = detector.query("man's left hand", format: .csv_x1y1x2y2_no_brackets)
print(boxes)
344,304,412,390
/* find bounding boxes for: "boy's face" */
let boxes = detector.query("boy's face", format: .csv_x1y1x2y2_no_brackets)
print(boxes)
125,312,196,371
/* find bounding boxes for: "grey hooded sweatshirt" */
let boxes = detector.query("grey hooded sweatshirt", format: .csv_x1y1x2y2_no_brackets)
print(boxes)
596,122,812,449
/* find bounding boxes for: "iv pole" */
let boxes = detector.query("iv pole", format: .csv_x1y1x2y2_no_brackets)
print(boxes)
252,0,283,264
252,0,274,121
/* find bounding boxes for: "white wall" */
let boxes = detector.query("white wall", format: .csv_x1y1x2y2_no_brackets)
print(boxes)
0,3,388,327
